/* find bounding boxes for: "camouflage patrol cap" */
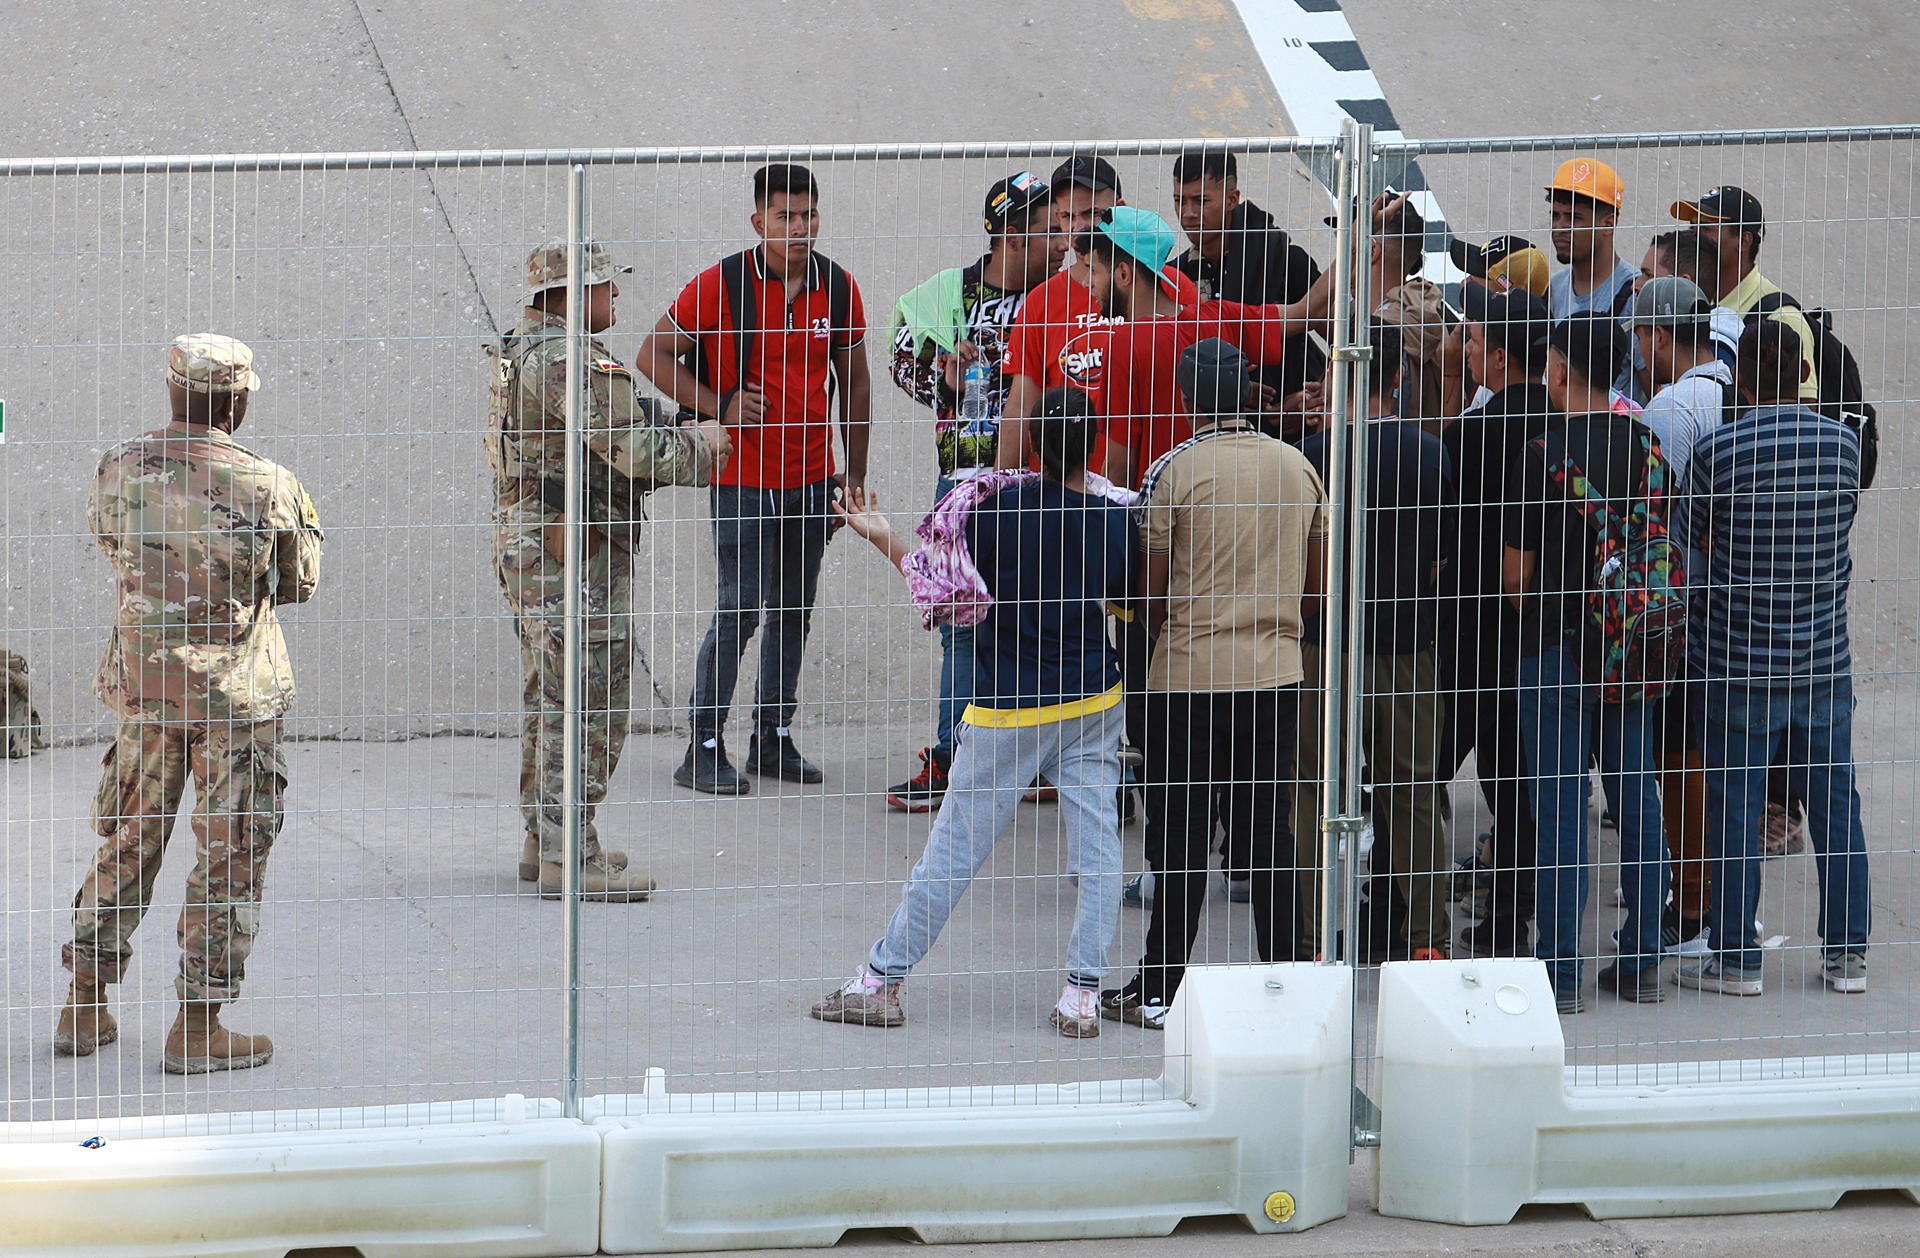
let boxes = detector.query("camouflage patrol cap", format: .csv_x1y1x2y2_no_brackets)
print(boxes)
166,333,261,394
525,239,632,304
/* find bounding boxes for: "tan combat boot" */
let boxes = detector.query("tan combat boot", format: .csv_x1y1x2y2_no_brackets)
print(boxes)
162,1001,273,1074
538,850,655,902
52,976,118,1056
520,836,627,882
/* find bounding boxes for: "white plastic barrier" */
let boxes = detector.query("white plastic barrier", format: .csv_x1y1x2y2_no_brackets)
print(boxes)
1373,957,1920,1223
592,963,1352,1253
0,1098,601,1258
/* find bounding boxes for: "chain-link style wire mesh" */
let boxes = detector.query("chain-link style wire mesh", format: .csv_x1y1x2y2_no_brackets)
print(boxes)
1344,129,1918,1123
2,128,1914,1148
0,138,1344,1133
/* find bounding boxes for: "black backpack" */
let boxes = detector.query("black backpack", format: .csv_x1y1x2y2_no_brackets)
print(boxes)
679,248,853,422
1749,290,1880,488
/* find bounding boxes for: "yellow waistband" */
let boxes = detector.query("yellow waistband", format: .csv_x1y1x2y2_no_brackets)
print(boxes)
962,683,1124,729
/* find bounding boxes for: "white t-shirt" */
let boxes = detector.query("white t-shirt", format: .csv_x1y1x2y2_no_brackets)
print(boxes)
1709,305,1743,370
1642,359,1734,484
1644,357,1734,590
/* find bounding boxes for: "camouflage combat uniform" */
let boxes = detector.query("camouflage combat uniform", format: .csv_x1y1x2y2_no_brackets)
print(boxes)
487,243,715,864
64,334,323,1003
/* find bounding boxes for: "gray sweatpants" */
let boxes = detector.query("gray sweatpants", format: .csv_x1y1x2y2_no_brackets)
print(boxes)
868,703,1125,989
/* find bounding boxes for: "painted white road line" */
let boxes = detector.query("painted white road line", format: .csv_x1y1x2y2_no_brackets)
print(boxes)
1226,0,1462,281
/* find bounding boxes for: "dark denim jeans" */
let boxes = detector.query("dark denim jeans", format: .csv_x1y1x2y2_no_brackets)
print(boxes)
1692,674,1871,971
1517,640,1669,989
932,475,976,758
688,479,834,742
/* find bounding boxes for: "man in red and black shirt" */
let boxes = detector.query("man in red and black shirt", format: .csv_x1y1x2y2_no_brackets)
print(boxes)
640,163,872,794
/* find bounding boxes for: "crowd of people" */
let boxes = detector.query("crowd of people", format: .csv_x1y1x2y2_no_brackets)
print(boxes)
50,150,1875,1068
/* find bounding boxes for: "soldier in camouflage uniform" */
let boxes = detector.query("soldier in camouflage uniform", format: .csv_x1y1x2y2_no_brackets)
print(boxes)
55,333,323,1074
488,241,730,901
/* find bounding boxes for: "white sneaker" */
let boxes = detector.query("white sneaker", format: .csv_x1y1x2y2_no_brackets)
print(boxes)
1049,986,1100,1038
1823,953,1868,994
1676,958,1764,997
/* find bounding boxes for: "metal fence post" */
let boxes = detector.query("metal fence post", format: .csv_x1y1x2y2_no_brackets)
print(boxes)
1318,119,1375,969
560,163,587,1121
1341,131,1376,981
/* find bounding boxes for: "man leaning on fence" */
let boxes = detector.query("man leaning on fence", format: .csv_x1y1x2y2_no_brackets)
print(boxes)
56,334,322,1073
488,240,730,902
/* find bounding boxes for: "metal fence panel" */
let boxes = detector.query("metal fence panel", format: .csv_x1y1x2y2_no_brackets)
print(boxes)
5,125,1914,1160
0,138,1345,1132
1344,128,1920,1126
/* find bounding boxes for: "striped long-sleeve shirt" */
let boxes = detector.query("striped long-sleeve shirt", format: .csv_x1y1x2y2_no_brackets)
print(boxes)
1675,403,1860,683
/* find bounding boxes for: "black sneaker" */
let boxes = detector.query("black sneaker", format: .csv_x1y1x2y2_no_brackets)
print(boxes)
1660,905,1707,953
1552,982,1588,1015
1597,960,1667,1003
1459,915,1532,958
747,729,823,784
885,747,950,812
674,738,750,795
1097,984,1169,1030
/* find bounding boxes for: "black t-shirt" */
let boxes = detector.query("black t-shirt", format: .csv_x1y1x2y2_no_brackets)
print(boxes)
1301,416,1453,654
1440,382,1555,681
1174,199,1324,398
1502,410,1650,654
965,479,1138,708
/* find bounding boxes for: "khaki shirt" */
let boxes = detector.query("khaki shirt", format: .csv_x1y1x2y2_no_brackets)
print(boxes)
89,421,323,722
1140,426,1326,691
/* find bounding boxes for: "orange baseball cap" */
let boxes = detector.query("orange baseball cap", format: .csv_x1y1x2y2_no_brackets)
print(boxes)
1543,158,1624,210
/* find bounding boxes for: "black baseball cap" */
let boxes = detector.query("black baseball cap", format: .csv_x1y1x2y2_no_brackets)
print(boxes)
1177,337,1251,419
1322,198,1424,240
983,170,1052,235
1671,185,1766,238
1547,311,1632,387
1051,154,1122,198
1449,234,1536,277
1461,286,1552,372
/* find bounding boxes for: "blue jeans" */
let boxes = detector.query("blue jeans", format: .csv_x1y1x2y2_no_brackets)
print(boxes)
932,475,976,758
1692,675,1871,971
869,703,1125,989
1517,641,1669,989
688,480,834,741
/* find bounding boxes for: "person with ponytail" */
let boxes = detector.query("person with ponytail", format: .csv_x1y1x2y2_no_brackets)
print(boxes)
812,387,1139,1038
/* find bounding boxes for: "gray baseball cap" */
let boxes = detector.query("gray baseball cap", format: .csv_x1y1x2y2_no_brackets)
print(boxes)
1622,275,1711,331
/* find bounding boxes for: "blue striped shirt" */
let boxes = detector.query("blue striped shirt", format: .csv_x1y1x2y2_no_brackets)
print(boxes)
1676,403,1860,682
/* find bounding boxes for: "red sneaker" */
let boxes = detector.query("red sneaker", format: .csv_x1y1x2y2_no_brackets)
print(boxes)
885,748,950,813
1022,775,1058,803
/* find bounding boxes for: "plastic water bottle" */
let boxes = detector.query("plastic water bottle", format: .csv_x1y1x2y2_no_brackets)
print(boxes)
958,357,992,433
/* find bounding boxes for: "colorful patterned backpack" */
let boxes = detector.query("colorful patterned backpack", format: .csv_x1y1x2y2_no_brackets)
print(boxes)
1536,427,1687,703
